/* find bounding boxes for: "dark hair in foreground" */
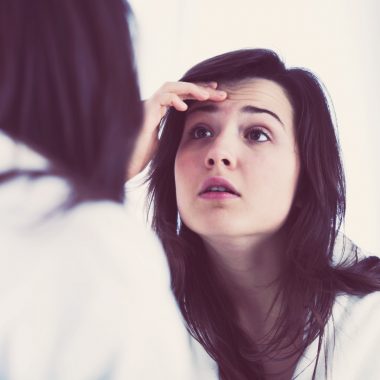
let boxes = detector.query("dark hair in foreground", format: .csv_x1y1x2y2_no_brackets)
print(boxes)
0,0,142,203
148,49,380,379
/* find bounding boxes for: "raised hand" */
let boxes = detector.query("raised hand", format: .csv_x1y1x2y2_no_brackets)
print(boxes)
127,81,227,180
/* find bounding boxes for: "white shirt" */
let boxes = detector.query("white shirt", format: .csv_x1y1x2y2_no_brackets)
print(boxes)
294,290,380,379
0,132,216,380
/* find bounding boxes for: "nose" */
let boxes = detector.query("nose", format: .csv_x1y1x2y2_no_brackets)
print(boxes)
204,138,237,170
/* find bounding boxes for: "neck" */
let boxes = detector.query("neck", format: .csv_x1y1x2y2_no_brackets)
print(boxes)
202,231,286,339
201,231,300,379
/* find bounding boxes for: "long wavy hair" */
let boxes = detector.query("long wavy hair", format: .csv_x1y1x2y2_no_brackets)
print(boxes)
0,0,142,204
147,49,380,379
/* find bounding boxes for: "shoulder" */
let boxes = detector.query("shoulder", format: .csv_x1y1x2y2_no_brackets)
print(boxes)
295,291,380,380
0,175,171,296
59,200,170,284
327,292,380,379
333,291,380,332
0,184,193,379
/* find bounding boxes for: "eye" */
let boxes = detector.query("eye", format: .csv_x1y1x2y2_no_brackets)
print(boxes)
244,127,270,143
190,125,213,139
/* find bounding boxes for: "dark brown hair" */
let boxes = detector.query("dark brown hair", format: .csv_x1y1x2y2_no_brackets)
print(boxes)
148,49,380,379
0,0,142,203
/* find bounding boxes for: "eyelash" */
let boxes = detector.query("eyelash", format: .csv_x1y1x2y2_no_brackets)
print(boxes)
189,125,213,139
189,125,271,143
244,127,271,143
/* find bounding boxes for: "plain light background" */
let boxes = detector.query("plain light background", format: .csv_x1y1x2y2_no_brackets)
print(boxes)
127,0,380,255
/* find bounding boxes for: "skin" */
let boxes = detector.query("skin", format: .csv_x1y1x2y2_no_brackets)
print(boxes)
127,82,227,179
174,78,301,379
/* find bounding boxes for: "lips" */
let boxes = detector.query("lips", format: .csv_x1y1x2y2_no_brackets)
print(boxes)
199,177,241,197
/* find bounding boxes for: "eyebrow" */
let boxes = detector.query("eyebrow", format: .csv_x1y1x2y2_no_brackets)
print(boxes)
187,103,284,125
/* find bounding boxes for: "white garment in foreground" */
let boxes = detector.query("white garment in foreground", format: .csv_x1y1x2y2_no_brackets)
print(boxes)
0,132,216,380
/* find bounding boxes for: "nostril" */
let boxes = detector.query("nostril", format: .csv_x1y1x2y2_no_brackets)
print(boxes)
206,158,231,166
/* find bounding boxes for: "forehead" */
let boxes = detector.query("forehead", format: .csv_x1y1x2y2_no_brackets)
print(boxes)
187,78,294,126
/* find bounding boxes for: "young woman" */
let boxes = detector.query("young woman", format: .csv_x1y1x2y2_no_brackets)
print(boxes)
0,1,220,379
137,49,380,379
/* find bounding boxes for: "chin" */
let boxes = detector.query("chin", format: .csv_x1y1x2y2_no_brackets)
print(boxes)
187,220,248,239
183,215,286,242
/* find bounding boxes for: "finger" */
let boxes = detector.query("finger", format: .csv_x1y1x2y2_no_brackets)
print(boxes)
157,93,187,111
196,81,218,89
160,81,211,100
205,88,227,101
176,85,226,102
184,82,227,101
157,82,226,104
169,94,188,111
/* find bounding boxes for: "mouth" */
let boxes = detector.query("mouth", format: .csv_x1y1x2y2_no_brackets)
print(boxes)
198,177,241,199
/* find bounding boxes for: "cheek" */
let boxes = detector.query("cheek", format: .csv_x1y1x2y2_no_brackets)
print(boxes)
248,150,300,206
174,151,192,206
174,150,204,229
267,151,300,208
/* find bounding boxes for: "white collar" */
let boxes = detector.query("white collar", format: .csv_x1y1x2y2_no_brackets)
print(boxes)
0,131,49,172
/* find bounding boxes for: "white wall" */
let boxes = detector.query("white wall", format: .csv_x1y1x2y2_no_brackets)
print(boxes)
129,0,380,254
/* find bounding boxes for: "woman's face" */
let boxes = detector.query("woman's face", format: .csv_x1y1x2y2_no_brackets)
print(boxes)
174,78,300,241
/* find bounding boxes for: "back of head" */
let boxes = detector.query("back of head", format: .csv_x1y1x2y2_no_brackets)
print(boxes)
0,0,142,203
